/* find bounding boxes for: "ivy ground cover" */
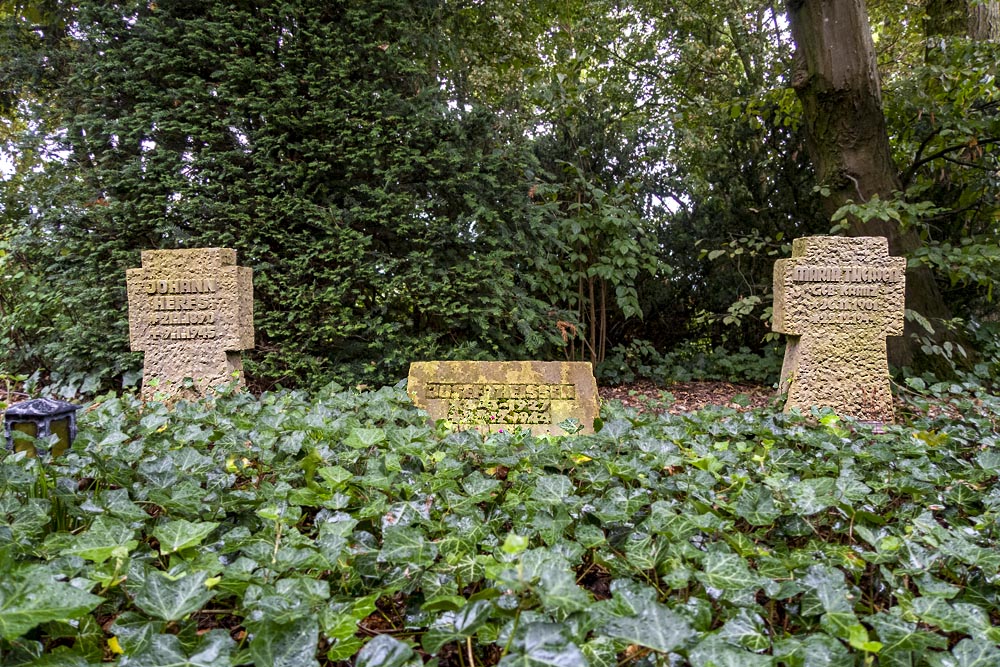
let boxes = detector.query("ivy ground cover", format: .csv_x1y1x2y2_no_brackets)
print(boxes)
2,382,1000,666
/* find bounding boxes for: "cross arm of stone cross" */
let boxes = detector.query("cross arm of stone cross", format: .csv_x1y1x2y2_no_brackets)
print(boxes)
773,236,905,337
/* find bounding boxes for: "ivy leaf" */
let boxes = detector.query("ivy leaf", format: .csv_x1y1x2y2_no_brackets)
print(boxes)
773,633,852,667
317,466,354,489
502,533,529,555
355,635,421,667
913,573,961,599
321,595,377,642
601,584,695,653
461,471,501,500
926,638,1000,667
867,611,947,654
536,566,591,617
532,475,576,505
0,571,103,641
718,608,771,652
345,428,386,449
689,635,772,667
60,516,138,564
326,637,364,662
734,485,781,526
819,611,862,642
974,450,1000,475
498,622,586,667
118,630,234,667
800,566,853,615
153,520,220,555
379,526,439,567
249,617,320,667
110,612,166,656
786,477,837,515
133,570,216,622
911,597,991,636
695,550,761,593
422,600,493,653
581,636,618,667
100,488,151,522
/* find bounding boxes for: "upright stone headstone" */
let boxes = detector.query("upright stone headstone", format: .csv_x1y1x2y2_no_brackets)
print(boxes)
773,236,905,422
126,248,254,400
407,361,599,435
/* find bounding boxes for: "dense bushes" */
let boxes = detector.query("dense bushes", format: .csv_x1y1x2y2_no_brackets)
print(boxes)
4,1,1000,392
2,1,581,391
0,0,816,393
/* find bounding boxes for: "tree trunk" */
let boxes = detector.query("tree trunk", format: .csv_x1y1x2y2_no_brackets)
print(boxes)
926,0,1000,41
786,0,952,368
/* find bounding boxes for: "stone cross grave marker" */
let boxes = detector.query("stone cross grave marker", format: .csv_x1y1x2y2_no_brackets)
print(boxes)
407,361,599,435
126,248,254,400
773,236,905,422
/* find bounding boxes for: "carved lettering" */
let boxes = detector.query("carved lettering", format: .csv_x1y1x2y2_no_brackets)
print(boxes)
150,325,218,340
424,383,576,404
793,266,903,283
145,278,219,295
425,381,580,426
149,294,215,310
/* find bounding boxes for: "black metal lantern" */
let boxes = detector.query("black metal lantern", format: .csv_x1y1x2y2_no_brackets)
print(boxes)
4,398,82,458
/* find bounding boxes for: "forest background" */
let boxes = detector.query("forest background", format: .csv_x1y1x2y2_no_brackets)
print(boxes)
2,0,999,396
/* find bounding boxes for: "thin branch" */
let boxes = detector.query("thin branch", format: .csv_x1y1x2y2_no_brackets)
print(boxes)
901,126,943,187
902,136,1000,185
938,155,997,171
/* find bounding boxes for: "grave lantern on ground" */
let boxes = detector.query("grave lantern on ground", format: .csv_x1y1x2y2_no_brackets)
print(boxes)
4,398,82,458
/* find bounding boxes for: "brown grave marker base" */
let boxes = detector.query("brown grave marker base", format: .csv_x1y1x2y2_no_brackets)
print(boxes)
773,236,905,422
126,248,254,401
407,361,599,435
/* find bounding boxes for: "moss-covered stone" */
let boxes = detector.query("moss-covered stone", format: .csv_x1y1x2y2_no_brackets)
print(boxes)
126,248,254,401
773,236,905,422
407,361,599,435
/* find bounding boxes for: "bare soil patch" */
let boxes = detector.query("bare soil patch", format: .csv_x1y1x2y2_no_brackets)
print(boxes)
599,380,776,415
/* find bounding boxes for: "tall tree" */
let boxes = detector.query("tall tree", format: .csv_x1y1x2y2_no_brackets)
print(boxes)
785,0,952,367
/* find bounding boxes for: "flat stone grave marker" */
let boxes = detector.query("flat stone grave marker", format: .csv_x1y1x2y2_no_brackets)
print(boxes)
773,235,905,422
407,361,599,435
126,248,254,400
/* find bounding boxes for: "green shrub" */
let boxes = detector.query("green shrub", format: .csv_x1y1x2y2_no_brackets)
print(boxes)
598,339,783,386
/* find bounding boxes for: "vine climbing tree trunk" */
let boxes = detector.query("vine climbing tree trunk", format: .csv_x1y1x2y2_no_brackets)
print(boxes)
785,0,953,368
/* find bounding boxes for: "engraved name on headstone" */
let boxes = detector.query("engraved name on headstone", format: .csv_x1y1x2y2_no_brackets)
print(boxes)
126,248,254,400
773,236,905,422
407,361,599,435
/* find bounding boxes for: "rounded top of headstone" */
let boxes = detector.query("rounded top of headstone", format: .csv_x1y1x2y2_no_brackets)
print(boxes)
5,398,82,419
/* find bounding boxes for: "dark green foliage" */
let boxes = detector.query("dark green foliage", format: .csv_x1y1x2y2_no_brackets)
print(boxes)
598,339,784,386
5,0,1000,390
885,35,1000,322
3,0,564,390
0,0,817,391
641,2,829,352
4,383,1000,664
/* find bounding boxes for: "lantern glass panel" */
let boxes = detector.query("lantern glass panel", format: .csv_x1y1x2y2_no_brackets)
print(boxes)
12,422,38,457
50,418,71,457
